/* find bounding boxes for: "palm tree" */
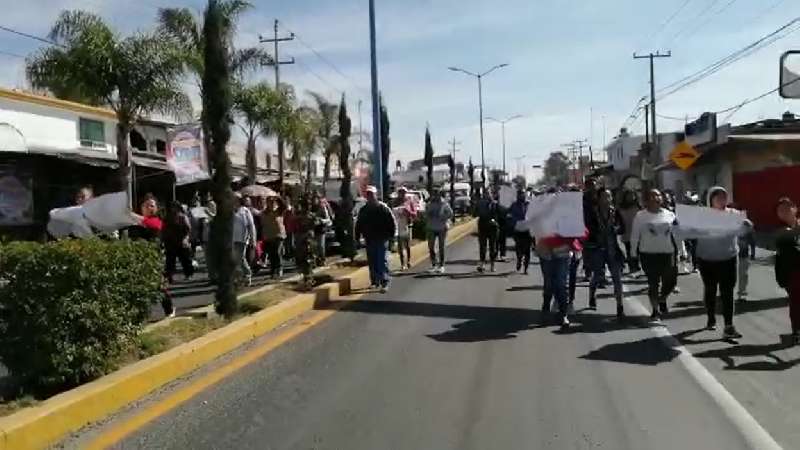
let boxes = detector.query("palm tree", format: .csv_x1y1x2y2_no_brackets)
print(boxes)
379,96,391,200
307,91,339,191
233,82,292,184
202,0,236,317
285,106,320,192
26,10,193,198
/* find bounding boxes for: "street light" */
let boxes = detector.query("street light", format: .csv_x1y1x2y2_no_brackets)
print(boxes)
486,114,524,180
448,63,510,185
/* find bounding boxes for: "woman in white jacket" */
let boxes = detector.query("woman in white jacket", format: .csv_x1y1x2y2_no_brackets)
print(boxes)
630,189,686,322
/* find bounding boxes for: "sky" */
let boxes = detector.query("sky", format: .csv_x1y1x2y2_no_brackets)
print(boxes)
1,0,799,181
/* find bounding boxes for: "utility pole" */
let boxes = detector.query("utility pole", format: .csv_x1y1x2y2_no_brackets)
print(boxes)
448,137,461,161
260,20,295,194
368,0,384,197
358,99,363,153
633,51,671,156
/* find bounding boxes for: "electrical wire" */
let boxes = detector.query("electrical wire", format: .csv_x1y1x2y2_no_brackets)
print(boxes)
676,0,739,44
0,49,26,59
669,0,724,43
641,0,693,48
0,25,64,48
291,57,345,97
656,17,800,101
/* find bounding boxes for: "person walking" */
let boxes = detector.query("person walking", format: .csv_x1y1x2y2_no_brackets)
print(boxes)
232,194,257,287
311,193,333,266
586,188,626,318
392,187,417,271
536,232,581,330
261,196,287,279
495,193,509,262
356,186,397,292
618,189,641,273
509,190,531,274
736,209,757,302
775,197,800,344
582,178,599,282
475,188,501,272
630,189,685,322
162,201,195,284
425,189,454,273
692,187,752,339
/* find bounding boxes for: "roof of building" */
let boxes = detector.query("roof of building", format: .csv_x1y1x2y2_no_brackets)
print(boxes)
0,86,117,120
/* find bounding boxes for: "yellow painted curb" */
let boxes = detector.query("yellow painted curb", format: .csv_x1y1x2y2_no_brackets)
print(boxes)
0,219,476,450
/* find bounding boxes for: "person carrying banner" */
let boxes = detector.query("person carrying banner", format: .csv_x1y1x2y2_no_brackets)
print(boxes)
692,187,752,339
630,189,685,323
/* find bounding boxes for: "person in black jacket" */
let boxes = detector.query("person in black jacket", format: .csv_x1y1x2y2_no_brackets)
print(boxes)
475,187,501,272
356,186,397,292
776,197,800,344
586,187,626,318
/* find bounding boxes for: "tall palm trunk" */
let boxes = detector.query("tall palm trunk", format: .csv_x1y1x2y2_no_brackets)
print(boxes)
245,131,257,185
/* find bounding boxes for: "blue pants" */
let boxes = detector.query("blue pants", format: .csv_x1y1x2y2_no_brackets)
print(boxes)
366,239,390,287
541,255,570,316
589,249,624,303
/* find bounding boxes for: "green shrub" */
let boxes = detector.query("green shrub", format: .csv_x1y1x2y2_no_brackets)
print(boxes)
0,239,162,393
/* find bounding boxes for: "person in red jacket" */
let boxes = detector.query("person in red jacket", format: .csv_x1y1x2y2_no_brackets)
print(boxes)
536,232,585,330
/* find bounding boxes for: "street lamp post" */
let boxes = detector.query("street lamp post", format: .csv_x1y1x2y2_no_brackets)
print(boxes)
486,114,523,182
448,63,509,186
368,0,383,198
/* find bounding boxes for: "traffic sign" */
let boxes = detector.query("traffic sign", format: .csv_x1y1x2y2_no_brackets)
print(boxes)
669,140,700,171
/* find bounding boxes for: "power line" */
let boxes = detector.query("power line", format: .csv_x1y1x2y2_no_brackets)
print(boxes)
292,57,345,96
0,25,63,48
642,0,693,47
279,22,369,96
656,17,800,100
669,0,724,43
676,0,740,44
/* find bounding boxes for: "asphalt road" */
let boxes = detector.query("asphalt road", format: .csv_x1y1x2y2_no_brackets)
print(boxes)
99,235,779,450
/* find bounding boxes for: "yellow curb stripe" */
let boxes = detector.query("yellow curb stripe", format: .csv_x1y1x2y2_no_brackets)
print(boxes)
85,305,344,450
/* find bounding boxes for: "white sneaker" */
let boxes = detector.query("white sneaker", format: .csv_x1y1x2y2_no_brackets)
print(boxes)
428,266,438,274
380,285,388,293
490,263,496,272
168,309,177,318
438,265,446,274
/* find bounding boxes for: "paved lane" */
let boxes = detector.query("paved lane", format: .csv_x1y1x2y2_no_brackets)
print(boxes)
111,236,751,450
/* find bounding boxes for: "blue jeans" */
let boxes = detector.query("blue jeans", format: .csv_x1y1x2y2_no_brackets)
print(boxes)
589,248,624,304
366,239,390,287
541,255,570,316
569,252,581,303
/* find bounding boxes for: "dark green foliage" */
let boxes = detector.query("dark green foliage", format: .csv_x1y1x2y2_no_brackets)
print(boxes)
424,126,434,193
379,96,390,200
203,0,237,317
336,95,356,260
0,239,162,392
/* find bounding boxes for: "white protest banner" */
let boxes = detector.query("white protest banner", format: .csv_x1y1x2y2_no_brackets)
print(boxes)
524,191,584,237
676,204,746,238
167,125,210,185
498,185,516,208
47,192,140,238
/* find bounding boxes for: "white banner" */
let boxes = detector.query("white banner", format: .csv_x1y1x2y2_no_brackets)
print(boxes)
524,191,585,237
498,185,516,208
676,204,747,238
48,192,140,238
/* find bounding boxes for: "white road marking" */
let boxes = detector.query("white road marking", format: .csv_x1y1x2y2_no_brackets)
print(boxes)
624,292,783,450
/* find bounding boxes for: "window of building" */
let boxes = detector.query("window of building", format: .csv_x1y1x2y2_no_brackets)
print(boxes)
79,118,106,149
155,140,166,155
129,129,147,152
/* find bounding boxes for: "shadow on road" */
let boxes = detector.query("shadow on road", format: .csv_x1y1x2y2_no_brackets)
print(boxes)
580,336,682,366
691,336,800,371
506,285,545,292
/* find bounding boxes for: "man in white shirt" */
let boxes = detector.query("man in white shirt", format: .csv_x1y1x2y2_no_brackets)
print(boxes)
232,193,257,287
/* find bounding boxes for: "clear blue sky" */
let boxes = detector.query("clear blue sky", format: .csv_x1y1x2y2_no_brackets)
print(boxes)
1,0,799,179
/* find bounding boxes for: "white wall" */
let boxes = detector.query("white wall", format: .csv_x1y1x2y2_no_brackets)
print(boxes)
604,134,644,170
0,96,116,156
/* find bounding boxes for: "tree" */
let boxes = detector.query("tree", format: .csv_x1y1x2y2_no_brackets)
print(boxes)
27,10,193,197
308,91,338,191
202,0,236,317
424,126,434,193
335,95,356,260
379,96,391,200
285,106,320,192
158,1,268,163
543,151,570,187
233,82,291,184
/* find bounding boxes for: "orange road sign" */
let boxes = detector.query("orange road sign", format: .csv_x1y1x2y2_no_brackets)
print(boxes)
669,140,700,170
